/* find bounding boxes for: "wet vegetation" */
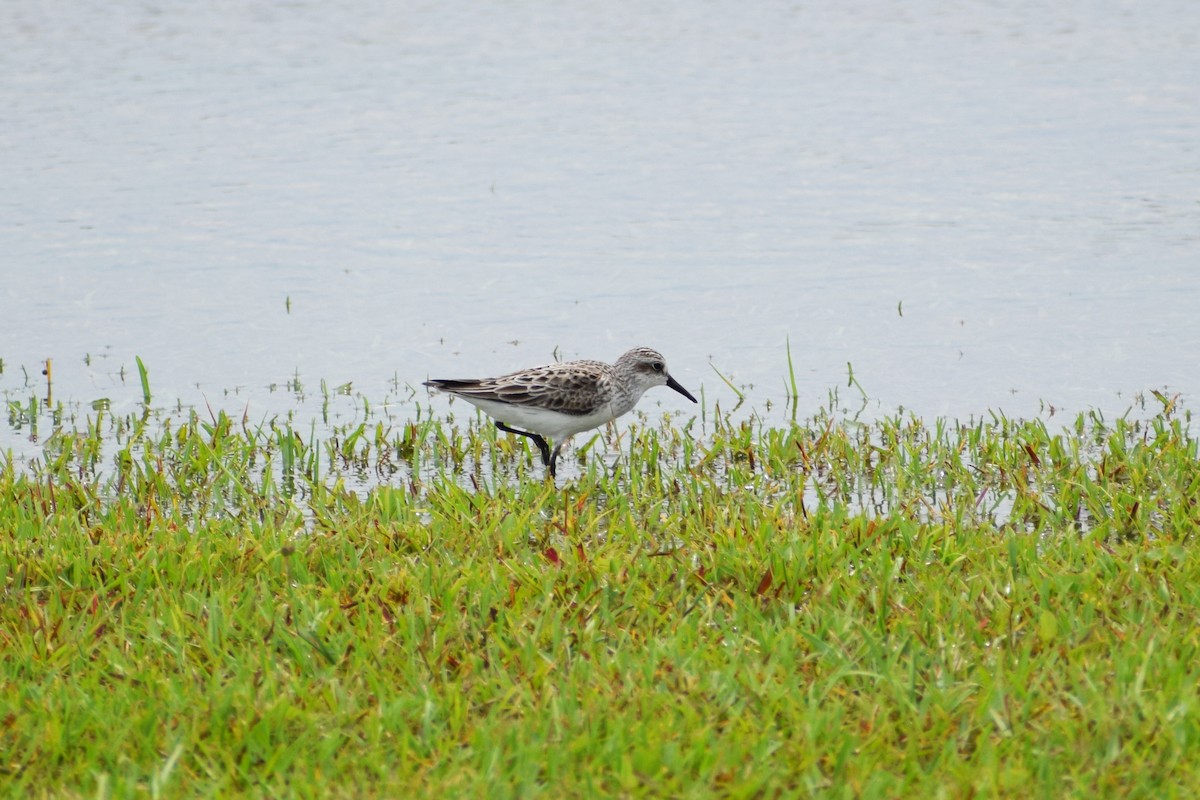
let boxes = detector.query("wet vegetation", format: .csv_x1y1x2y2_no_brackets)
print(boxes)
3,364,1200,798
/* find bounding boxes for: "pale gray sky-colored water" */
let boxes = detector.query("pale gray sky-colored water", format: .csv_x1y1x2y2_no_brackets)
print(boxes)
2,0,1198,453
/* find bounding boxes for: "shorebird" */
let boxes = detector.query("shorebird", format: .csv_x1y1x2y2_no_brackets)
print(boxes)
423,346,697,477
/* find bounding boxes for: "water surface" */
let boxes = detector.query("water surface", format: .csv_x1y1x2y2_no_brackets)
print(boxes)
3,0,1197,461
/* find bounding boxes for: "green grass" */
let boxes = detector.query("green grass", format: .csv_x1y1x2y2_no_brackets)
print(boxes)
2,388,1200,798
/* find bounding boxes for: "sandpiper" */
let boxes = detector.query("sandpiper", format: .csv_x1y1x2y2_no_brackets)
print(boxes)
423,347,697,477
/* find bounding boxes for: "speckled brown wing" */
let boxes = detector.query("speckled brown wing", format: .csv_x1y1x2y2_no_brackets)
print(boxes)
429,361,612,417
491,363,609,416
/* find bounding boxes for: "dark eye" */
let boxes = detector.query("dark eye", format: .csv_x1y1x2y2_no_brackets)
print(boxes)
652,362,664,372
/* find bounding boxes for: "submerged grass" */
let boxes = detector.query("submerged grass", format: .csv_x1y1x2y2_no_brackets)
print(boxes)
2,385,1200,798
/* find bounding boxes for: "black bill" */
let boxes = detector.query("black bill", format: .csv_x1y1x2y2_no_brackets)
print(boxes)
666,374,698,403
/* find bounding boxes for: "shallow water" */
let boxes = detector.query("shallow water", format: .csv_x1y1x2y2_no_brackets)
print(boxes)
3,0,1198,464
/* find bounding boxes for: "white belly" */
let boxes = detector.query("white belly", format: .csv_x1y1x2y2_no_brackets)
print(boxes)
456,396,626,441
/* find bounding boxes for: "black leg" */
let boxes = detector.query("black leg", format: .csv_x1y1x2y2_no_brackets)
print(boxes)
495,422,553,470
